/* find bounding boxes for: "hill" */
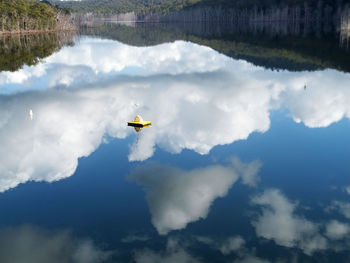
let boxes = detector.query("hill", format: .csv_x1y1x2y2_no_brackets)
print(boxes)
52,0,200,14
53,0,350,15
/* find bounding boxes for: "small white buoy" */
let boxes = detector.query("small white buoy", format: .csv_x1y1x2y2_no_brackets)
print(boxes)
29,109,33,120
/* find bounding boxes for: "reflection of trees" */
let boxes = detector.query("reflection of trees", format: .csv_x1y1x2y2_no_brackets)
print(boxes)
0,32,77,72
141,3,339,33
340,7,350,51
83,22,350,72
341,30,350,51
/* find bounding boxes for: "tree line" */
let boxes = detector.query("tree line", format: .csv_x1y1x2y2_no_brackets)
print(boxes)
53,0,350,15
51,0,202,15
0,0,75,33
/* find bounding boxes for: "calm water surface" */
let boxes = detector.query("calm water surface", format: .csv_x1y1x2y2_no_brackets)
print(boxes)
0,23,350,262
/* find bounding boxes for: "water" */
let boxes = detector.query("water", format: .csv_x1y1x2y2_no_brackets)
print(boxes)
0,23,350,262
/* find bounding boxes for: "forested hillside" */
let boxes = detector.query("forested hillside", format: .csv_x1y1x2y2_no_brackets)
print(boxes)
52,0,200,14
190,0,350,9
0,0,76,33
53,0,350,15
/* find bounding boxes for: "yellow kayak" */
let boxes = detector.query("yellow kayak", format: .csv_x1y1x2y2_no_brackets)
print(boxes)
128,115,152,128
128,120,152,128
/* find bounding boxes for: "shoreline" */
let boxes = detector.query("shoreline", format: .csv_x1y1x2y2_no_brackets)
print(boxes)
0,28,78,36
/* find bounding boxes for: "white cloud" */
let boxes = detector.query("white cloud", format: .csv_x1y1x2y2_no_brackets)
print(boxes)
126,71,272,161
195,235,270,262
219,236,246,255
0,225,111,263
195,235,245,255
2,37,350,131
0,67,268,192
280,70,350,128
0,85,133,192
134,238,200,263
344,186,350,195
134,248,199,263
328,201,350,219
130,158,261,235
121,234,151,243
131,164,239,235
233,255,270,263
325,220,350,240
135,236,270,263
0,39,231,89
251,189,327,255
1,38,350,193
231,157,261,187
194,236,215,245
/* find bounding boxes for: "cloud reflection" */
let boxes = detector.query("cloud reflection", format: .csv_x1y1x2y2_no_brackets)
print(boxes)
133,236,272,263
196,235,245,255
0,69,267,192
251,189,328,255
195,235,270,262
134,238,200,263
251,189,350,256
1,38,350,192
130,158,261,235
325,220,350,240
0,39,230,89
327,200,350,219
0,225,111,263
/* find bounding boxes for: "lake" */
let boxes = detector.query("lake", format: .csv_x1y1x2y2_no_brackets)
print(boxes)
0,22,350,263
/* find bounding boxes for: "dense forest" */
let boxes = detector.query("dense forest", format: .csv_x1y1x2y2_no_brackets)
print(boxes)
53,0,350,36
53,0,350,15
52,0,200,15
0,0,76,33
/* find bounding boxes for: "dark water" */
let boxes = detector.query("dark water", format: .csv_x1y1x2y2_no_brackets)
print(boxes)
0,23,350,263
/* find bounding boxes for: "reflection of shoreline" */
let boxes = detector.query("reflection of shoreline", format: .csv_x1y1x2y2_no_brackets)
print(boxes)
106,21,136,27
0,31,78,72
82,21,350,72
340,9,350,51
0,29,77,36
340,29,350,50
